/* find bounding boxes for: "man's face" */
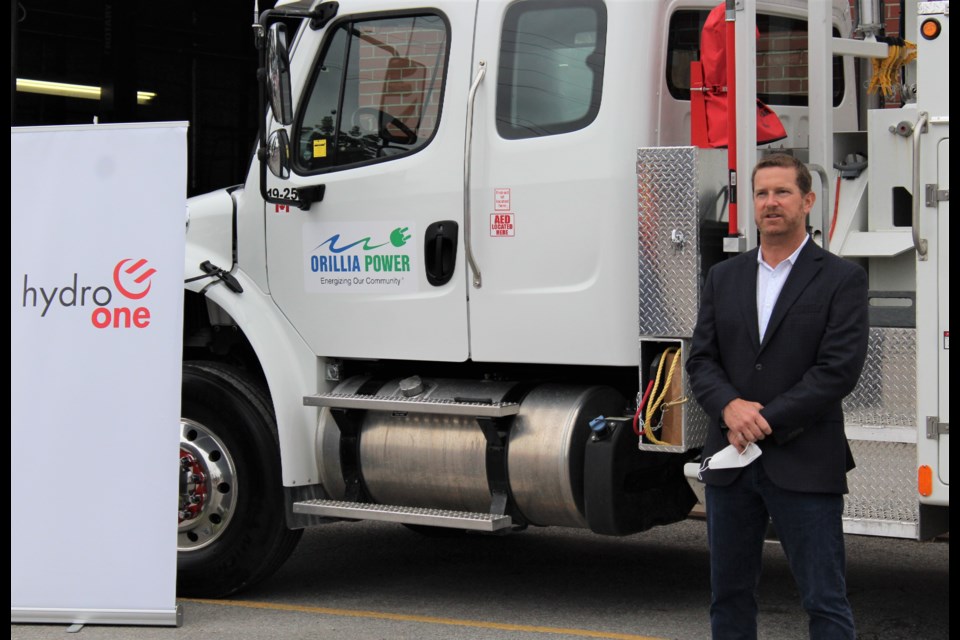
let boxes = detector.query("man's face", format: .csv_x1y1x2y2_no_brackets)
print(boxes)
753,166,815,243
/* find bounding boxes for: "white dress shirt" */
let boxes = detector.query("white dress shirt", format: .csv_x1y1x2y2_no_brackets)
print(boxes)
757,235,808,342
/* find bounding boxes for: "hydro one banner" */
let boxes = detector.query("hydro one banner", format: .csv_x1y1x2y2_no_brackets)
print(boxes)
11,123,187,626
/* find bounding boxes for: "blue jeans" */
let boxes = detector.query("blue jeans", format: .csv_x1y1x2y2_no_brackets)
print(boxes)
705,461,855,640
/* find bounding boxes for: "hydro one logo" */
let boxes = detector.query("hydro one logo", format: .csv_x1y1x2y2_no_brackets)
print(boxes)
21,258,157,329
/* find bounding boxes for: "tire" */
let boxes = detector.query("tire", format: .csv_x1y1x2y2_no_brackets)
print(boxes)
177,361,302,597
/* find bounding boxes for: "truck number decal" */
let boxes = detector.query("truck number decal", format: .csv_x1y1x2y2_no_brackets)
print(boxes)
267,187,300,200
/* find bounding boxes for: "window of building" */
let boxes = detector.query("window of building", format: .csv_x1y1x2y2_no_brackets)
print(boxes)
294,13,448,173
497,0,607,139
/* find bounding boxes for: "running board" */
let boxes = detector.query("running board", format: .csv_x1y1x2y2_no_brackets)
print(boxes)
292,499,513,532
303,392,520,418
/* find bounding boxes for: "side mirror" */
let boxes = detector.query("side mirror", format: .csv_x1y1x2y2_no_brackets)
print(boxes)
266,129,291,179
266,23,294,125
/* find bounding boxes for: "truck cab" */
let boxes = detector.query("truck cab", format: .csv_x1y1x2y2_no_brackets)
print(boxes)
179,0,948,598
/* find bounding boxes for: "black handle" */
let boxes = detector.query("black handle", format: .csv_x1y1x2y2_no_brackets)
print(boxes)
423,220,459,287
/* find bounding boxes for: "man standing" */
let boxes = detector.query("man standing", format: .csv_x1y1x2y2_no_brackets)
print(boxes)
686,154,869,639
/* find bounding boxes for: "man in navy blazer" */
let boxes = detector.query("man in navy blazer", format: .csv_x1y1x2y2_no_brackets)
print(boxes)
687,154,869,639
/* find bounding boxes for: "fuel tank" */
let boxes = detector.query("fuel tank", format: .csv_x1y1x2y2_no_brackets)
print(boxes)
316,376,625,528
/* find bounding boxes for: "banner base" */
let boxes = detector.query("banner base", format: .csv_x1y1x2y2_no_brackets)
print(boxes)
12,604,183,628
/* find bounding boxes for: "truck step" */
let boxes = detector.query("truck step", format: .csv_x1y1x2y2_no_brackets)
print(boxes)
292,499,513,532
303,392,520,418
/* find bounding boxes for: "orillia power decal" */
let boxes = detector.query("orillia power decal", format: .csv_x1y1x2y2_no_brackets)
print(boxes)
303,222,417,293
21,258,158,329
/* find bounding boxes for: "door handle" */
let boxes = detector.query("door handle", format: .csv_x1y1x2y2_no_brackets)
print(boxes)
424,220,459,286
464,60,486,288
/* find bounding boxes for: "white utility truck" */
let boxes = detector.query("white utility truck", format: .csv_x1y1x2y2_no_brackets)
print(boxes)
179,0,949,597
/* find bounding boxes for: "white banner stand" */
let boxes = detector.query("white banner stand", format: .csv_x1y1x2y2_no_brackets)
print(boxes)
11,122,188,627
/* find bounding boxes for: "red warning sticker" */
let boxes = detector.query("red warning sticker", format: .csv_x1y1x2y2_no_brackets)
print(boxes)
490,213,515,237
495,188,511,211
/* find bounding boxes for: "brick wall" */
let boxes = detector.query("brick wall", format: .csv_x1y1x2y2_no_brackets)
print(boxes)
757,27,808,98
845,0,903,35
357,27,445,135
882,0,903,37
755,2,906,104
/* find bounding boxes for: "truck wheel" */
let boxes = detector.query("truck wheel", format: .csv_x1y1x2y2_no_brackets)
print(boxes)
177,361,302,597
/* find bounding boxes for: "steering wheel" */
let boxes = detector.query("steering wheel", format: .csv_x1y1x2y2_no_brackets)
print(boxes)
351,107,416,145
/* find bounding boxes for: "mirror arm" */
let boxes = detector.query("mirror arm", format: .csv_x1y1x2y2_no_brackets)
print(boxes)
296,185,326,210
309,2,340,30
257,30,271,206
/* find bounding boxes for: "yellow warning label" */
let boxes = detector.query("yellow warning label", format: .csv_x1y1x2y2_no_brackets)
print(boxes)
313,139,327,158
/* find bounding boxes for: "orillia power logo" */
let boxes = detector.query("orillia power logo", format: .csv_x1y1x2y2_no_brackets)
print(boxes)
308,226,413,274
303,221,418,293
21,258,157,329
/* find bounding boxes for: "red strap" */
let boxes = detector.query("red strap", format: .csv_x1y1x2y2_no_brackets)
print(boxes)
690,61,709,148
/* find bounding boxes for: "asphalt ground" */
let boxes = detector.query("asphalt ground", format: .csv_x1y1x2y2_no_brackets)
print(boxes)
11,517,949,640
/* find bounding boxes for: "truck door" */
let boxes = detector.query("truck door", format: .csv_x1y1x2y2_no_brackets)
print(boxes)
466,0,640,367
265,2,475,361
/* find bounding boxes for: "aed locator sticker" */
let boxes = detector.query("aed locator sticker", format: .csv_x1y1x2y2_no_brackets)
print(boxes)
490,213,514,237
491,188,514,236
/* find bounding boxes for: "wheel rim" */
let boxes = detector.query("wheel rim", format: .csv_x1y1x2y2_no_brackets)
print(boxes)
179,417,238,551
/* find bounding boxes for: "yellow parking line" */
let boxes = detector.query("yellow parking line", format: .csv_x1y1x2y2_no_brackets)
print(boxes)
180,598,666,640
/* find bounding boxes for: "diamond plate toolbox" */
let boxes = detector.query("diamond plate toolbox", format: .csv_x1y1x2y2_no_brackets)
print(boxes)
636,147,726,452
637,146,727,338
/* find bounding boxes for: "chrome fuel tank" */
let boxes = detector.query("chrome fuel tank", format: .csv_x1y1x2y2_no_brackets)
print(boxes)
316,377,625,528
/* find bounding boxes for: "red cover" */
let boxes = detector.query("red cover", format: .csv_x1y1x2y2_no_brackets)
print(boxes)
697,3,787,148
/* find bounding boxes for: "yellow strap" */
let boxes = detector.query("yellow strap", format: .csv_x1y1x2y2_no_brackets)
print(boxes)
867,41,918,100
868,57,881,94
643,348,681,445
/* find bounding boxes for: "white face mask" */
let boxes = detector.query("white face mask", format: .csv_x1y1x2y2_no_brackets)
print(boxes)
698,442,762,480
